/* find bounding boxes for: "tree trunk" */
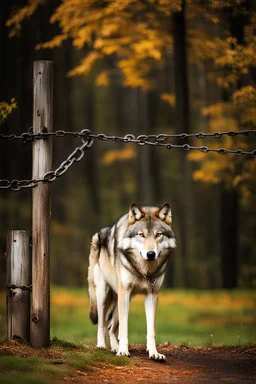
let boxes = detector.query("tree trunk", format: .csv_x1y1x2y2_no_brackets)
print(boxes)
148,90,163,205
219,2,250,289
0,1,10,289
172,0,194,287
220,187,239,288
173,0,190,136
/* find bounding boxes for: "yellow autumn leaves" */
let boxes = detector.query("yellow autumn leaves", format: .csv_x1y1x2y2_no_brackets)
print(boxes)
5,0,256,200
0,99,17,124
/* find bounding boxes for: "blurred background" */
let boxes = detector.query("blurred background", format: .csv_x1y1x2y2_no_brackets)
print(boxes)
0,0,256,293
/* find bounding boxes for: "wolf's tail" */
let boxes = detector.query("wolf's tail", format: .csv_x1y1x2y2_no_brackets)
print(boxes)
87,232,100,324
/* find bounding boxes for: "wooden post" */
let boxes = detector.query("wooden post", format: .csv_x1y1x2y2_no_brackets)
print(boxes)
6,230,31,341
31,60,53,348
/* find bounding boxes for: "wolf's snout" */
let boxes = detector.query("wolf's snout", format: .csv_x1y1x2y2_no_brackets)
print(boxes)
147,251,156,261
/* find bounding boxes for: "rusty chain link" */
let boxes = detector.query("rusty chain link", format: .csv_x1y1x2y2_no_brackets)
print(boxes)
1,128,256,191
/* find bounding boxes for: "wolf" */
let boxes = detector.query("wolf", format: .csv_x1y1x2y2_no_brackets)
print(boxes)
87,203,176,360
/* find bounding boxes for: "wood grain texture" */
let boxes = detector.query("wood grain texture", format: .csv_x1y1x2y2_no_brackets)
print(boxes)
31,60,53,348
6,230,31,341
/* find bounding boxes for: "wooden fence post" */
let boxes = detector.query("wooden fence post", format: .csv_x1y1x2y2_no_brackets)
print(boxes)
30,60,53,348
6,230,31,341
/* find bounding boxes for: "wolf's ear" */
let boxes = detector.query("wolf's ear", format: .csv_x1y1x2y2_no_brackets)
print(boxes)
156,203,172,225
128,204,145,225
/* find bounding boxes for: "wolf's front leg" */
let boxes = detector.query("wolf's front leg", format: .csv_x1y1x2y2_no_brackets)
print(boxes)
144,293,166,361
117,285,131,357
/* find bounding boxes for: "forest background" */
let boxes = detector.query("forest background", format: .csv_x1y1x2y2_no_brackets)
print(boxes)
0,0,256,290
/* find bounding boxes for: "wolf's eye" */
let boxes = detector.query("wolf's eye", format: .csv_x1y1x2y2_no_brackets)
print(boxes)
138,232,145,238
156,232,162,238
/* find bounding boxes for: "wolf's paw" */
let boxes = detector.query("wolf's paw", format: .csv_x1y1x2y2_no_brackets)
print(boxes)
116,348,130,357
149,351,166,361
109,338,119,354
97,343,106,349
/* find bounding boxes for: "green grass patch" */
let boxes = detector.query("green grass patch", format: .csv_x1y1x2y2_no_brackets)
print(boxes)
0,341,130,384
0,356,53,373
50,337,81,350
64,349,129,372
1,287,256,347
0,373,47,384
0,354,68,384
47,287,256,348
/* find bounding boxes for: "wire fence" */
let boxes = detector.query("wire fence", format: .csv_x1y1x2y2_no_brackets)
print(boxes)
1,128,256,191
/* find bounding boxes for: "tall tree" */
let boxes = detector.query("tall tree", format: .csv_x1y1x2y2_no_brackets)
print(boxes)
172,0,195,286
189,0,256,288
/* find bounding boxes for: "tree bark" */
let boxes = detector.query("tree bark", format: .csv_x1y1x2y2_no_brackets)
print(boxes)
172,0,194,287
173,0,190,136
220,187,239,288
219,2,250,289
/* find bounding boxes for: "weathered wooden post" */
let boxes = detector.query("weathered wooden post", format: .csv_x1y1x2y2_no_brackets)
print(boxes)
6,230,31,341
30,60,53,348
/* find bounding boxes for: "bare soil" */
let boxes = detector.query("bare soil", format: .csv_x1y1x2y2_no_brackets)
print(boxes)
1,341,256,384
72,344,256,384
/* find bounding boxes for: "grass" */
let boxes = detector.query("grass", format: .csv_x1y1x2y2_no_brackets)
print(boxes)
0,339,131,384
48,287,256,347
0,352,68,384
1,287,256,347
0,288,255,384
1,287,255,347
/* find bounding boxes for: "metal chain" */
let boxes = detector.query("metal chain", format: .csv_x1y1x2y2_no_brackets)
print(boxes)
1,128,256,191
89,129,256,142
137,140,256,157
6,284,32,291
0,129,93,191
0,128,89,144
1,128,256,144
90,133,256,157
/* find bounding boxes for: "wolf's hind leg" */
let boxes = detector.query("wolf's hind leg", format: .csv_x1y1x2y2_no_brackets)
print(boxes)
108,302,119,353
95,265,108,349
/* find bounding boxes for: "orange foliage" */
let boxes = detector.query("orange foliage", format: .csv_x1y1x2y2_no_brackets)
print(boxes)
7,0,176,90
101,147,136,165
6,0,256,193
161,93,175,107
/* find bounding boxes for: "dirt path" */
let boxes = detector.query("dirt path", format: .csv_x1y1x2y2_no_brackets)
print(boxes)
1,340,255,383
71,344,256,384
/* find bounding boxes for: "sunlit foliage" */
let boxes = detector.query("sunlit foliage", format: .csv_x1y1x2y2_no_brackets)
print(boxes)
189,100,256,201
187,1,256,199
6,0,256,197
7,0,179,90
101,147,136,165
160,93,175,107
0,98,17,123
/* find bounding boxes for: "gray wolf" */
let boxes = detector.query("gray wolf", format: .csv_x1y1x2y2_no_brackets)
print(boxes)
88,203,176,360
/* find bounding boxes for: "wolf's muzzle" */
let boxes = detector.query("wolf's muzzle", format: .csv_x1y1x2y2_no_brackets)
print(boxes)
147,251,156,261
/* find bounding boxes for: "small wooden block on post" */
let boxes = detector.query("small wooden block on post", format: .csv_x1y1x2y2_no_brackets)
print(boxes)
31,60,53,348
6,230,31,341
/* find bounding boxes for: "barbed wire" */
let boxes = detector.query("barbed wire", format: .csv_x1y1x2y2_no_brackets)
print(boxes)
1,128,256,191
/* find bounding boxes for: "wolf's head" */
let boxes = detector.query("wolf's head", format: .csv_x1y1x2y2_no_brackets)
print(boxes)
123,203,176,262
